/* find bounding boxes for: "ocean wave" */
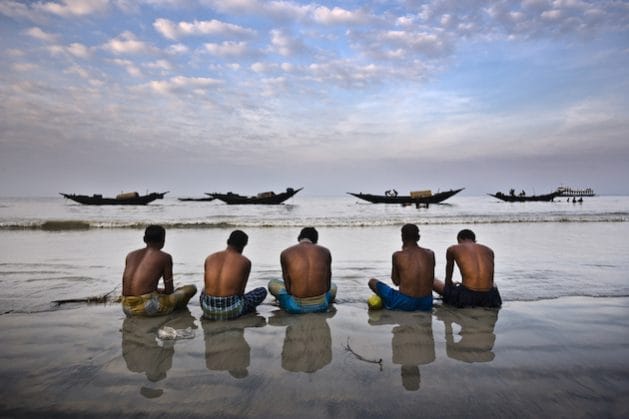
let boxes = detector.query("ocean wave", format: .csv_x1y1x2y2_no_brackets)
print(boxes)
0,215,627,230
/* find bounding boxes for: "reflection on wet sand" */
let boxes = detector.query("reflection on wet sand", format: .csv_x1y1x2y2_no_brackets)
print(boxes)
121,309,197,397
268,309,336,373
201,314,266,378
368,310,435,391
434,305,499,363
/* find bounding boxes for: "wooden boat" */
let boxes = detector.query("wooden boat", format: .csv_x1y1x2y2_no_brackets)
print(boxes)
488,191,559,202
60,191,168,205
210,187,303,205
347,188,464,206
177,195,215,202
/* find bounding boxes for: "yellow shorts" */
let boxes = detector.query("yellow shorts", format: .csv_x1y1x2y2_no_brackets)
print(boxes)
121,285,197,317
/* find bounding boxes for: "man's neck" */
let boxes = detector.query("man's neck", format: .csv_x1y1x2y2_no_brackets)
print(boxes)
299,238,313,244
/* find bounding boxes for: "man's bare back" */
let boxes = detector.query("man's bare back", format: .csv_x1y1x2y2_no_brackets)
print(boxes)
392,243,435,298
281,239,332,298
204,248,251,296
122,226,174,296
446,242,494,291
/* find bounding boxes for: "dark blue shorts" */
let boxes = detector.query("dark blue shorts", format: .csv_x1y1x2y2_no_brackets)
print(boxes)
443,284,502,308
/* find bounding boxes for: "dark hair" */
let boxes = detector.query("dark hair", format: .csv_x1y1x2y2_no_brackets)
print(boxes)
457,229,476,242
401,223,420,242
298,227,318,244
227,230,248,250
144,225,165,244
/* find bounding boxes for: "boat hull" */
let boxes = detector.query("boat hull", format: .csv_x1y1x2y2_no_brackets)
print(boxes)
488,192,559,202
210,188,303,205
347,188,464,205
60,192,167,205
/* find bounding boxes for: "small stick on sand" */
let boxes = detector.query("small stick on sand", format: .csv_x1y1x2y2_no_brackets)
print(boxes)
344,337,383,369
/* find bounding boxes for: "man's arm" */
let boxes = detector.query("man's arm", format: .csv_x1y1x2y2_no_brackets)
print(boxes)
326,249,332,290
444,247,455,287
391,253,400,286
161,254,174,294
280,251,291,293
240,259,252,295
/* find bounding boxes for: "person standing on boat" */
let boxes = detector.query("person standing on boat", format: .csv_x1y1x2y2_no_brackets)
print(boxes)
200,230,267,320
268,227,337,314
433,229,502,308
368,224,434,311
121,225,197,316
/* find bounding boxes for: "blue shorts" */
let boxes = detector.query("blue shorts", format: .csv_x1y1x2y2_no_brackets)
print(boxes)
268,279,337,314
375,281,433,312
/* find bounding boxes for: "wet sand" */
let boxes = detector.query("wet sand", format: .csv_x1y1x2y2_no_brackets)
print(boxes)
1,297,628,418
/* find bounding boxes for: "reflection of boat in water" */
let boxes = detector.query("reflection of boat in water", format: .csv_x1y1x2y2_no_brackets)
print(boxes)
60,191,168,205
347,188,464,207
488,189,559,202
210,187,302,205
555,186,595,197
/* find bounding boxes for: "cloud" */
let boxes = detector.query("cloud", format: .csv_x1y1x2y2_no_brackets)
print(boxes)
24,27,58,43
67,42,92,58
153,18,255,40
0,1,43,21
102,31,155,55
269,29,304,56
165,43,189,54
35,0,109,17
145,75,222,94
201,0,310,21
146,59,173,71
312,6,368,25
110,58,142,77
63,64,90,79
12,62,38,72
204,41,249,57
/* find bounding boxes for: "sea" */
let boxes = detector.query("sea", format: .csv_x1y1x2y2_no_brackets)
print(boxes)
1,194,628,314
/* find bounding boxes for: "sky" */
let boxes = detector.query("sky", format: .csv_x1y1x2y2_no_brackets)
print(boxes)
1,0,628,197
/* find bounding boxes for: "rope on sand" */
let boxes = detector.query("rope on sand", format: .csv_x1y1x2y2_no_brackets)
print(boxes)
343,337,383,369
52,286,120,306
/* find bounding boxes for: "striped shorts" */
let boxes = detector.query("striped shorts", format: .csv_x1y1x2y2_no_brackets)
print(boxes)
200,287,267,320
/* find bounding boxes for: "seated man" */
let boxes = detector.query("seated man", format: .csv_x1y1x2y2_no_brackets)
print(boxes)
368,224,434,311
200,230,267,320
268,227,336,314
122,225,197,316
433,229,502,308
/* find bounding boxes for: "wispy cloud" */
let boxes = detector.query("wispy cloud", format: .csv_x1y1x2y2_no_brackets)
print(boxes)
102,31,156,55
35,0,109,17
153,18,255,40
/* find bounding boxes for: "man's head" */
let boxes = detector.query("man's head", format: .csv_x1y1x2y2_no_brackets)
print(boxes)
457,229,476,243
227,230,248,251
144,225,165,246
401,223,420,242
298,227,318,244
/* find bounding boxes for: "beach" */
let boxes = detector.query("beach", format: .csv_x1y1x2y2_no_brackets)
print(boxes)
1,297,628,418
1,195,629,417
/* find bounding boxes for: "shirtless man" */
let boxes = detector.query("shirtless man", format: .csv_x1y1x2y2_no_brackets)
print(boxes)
200,230,267,320
368,224,434,311
268,227,337,314
433,229,502,308
121,225,197,316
